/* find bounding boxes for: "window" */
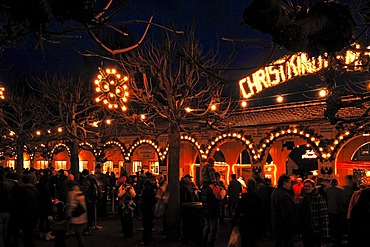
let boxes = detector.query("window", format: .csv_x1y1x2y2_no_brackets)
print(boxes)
55,161,66,170
149,161,159,174
23,160,30,169
132,161,142,173
103,161,113,174
7,160,15,169
79,161,88,172
36,160,48,169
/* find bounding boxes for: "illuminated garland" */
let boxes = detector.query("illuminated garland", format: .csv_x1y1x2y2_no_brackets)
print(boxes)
205,132,257,161
126,139,167,161
79,142,99,156
97,140,126,157
180,135,205,159
257,126,325,162
50,143,71,157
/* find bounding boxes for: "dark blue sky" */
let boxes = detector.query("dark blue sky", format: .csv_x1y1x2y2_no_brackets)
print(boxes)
0,1,275,82
2,0,324,107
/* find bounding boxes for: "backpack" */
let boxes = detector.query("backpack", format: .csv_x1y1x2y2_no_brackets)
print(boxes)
87,178,101,201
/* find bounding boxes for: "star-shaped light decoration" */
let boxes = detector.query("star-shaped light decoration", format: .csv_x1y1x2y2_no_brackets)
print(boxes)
94,67,129,111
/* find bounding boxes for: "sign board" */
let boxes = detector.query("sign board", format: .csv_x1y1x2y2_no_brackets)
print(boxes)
138,149,155,159
239,44,370,99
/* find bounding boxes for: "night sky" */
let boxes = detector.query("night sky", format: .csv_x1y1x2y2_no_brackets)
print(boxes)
0,0,321,106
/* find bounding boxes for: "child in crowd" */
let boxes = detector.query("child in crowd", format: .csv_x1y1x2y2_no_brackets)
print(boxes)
49,200,69,247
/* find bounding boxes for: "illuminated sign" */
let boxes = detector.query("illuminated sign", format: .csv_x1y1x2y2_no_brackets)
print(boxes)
239,44,370,99
302,150,318,159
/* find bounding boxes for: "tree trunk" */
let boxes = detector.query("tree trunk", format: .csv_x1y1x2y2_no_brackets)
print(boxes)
69,139,80,181
166,123,181,241
15,137,24,176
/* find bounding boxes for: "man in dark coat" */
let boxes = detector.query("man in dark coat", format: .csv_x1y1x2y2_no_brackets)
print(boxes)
233,178,263,247
19,174,40,247
271,174,298,247
140,174,157,245
179,174,197,203
80,169,100,234
227,174,242,217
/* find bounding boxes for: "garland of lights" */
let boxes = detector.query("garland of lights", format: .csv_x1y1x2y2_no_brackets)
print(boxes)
50,143,71,157
206,132,257,161
3,127,367,166
180,135,205,159
96,140,126,157
257,126,326,162
126,139,168,161
94,67,129,111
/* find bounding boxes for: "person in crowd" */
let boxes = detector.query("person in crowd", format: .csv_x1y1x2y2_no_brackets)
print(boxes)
80,169,100,235
36,175,53,240
343,175,359,209
56,169,68,203
132,173,143,219
228,174,242,217
347,187,370,247
179,174,198,203
5,172,22,247
117,176,136,238
66,181,87,247
155,174,168,235
292,177,303,204
325,178,345,247
347,183,367,220
19,174,41,247
201,172,226,247
28,167,38,185
257,178,275,238
201,157,217,187
50,200,68,247
109,172,117,188
94,164,109,217
216,173,227,223
271,174,298,247
140,174,157,246
233,178,263,247
316,178,328,199
299,179,330,247
0,167,10,247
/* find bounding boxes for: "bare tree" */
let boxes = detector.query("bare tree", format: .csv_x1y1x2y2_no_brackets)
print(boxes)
0,0,155,56
112,26,234,240
34,75,116,178
0,80,40,175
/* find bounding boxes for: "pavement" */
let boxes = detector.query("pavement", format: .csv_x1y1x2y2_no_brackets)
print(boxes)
17,213,282,247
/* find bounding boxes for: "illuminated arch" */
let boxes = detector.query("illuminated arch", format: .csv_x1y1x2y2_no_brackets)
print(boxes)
327,129,352,160
180,134,204,160
79,142,98,156
257,126,324,162
126,139,168,161
205,132,256,161
97,140,126,157
50,143,71,158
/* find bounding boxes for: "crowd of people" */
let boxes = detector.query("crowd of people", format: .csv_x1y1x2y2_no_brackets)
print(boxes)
1,158,370,247
227,174,370,247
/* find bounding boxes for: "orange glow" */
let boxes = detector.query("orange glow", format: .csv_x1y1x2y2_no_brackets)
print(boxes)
190,163,230,185
264,164,277,186
94,67,129,112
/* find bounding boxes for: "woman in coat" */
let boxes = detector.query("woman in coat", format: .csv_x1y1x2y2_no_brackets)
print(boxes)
299,179,330,247
66,181,88,247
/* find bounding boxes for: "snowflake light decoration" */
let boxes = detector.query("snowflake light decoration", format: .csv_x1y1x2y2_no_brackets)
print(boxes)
94,67,129,111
